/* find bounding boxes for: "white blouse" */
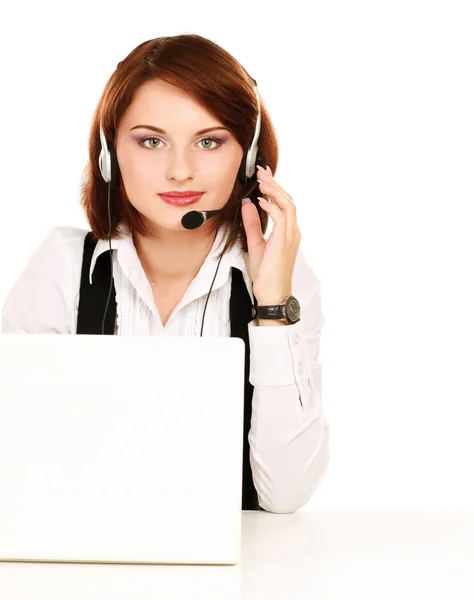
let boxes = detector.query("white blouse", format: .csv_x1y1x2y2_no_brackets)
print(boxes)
1,223,330,513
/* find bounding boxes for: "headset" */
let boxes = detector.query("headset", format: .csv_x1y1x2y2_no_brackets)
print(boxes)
98,72,266,336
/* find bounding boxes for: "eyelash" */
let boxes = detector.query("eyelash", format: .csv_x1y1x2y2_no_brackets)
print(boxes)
138,136,224,150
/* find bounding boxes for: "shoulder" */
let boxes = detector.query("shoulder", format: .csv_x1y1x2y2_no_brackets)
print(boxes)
11,224,89,278
1,226,90,333
38,225,90,255
33,225,93,275
20,225,91,285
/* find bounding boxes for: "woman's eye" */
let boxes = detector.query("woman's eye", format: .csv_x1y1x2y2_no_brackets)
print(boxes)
139,136,222,150
140,137,162,149
198,137,221,149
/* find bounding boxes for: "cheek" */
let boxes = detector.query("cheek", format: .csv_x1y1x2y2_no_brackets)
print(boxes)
116,143,132,178
207,166,238,196
208,149,243,183
117,143,152,185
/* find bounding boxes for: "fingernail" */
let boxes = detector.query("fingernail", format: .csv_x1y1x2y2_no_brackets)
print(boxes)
266,165,272,176
242,197,251,205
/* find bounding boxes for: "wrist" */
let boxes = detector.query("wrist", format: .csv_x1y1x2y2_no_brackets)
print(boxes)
254,293,291,306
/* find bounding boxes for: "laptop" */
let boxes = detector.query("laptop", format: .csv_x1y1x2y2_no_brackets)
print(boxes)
0,333,246,565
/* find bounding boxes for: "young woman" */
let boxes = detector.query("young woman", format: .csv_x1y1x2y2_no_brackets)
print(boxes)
1,34,330,513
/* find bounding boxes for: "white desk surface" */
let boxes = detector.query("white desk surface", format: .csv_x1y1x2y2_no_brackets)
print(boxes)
1,511,473,599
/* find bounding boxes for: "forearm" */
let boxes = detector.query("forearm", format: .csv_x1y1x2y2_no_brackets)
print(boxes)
248,381,330,513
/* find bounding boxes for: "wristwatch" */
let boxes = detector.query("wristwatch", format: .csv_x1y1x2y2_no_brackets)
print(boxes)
251,294,301,324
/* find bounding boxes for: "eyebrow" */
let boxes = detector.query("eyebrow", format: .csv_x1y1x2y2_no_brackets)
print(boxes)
129,125,230,135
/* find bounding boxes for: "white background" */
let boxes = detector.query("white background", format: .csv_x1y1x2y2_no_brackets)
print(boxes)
0,0,473,510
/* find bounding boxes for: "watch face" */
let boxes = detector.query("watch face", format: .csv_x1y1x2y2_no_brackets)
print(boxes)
286,296,300,322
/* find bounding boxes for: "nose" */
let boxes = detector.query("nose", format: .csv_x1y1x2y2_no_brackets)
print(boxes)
165,148,196,182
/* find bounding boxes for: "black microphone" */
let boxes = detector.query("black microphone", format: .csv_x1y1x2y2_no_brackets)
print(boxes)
181,207,225,230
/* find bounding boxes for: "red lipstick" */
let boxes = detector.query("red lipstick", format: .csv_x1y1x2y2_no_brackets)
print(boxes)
158,191,204,206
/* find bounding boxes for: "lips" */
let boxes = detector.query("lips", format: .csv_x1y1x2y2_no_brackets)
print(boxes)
159,192,203,206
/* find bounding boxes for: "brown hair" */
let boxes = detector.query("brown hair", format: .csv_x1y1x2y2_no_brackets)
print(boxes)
80,34,279,258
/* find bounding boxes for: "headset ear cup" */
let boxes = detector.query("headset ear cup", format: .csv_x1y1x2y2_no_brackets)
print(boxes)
238,151,248,184
108,142,120,188
238,149,267,184
256,152,266,170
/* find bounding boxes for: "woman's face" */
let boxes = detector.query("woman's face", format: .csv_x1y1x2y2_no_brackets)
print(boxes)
115,79,244,233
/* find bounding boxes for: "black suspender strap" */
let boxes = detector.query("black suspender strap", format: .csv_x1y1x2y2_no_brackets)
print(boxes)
77,232,116,335
229,266,261,511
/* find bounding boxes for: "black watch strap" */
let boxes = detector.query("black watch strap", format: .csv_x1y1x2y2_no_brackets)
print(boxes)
251,295,301,324
251,304,283,320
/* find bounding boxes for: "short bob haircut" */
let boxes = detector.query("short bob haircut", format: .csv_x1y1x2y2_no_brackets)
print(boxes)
80,34,279,259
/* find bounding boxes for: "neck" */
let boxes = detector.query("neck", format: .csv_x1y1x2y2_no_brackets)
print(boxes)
132,222,219,286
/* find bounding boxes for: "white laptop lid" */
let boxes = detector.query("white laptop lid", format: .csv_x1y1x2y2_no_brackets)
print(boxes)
0,334,246,565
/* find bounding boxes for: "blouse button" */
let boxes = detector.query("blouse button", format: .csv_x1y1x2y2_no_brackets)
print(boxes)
296,364,304,375
292,335,301,346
